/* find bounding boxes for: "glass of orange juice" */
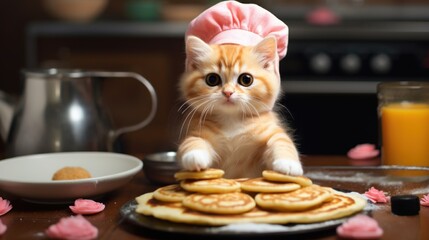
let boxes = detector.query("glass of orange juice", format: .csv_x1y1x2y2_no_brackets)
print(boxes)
378,82,429,167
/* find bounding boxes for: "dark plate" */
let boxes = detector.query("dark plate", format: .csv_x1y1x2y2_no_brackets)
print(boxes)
119,165,423,237
120,200,356,237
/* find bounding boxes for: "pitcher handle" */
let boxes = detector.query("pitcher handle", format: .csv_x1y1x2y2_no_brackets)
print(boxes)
88,71,157,150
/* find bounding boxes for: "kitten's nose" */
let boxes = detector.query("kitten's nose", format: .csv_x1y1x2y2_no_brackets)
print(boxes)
222,90,234,98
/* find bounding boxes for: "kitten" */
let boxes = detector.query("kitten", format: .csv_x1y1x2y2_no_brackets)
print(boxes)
177,35,302,178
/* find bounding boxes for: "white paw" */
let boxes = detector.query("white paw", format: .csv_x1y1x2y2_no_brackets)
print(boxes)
272,159,303,176
180,149,212,171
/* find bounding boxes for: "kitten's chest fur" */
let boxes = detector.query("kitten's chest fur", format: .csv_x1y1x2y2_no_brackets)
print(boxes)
207,114,274,178
221,118,249,139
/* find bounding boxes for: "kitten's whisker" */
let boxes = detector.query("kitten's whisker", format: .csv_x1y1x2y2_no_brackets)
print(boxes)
235,95,251,117
177,100,191,113
252,96,272,112
187,100,210,134
209,102,215,117
179,96,209,114
183,99,212,138
178,94,214,139
245,101,261,120
198,102,214,135
241,101,253,119
275,102,294,120
179,108,196,139
199,104,211,128
179,100,204,138
178,98,199,113
238,102,247,122
181,108,201,139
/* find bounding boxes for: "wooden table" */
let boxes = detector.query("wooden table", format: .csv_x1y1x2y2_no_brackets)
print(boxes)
1,155,428,240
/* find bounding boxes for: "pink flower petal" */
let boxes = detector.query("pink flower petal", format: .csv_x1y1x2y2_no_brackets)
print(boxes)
0,197,12,216
364,187,389,203
45,215,98,240
420,194,429,207
69,199,105,215
0,219,7,236
337,214,383,239
348,144,380,160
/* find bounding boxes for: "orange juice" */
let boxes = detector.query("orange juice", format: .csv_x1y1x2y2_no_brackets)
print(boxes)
381,103,429,166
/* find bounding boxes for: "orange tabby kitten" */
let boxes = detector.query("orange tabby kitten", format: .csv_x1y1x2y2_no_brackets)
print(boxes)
177,35,302,178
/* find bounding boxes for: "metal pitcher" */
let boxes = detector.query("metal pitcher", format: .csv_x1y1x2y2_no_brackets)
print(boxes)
0,69,157,157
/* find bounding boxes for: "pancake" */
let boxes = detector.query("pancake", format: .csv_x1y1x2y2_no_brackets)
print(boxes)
136,192,183,216
174,168,224,181
153,184,191,202
255,185,333,211
180,178,241,194
182,192,256,215
240,177,301,193
135,190,366,226
262,170,312,187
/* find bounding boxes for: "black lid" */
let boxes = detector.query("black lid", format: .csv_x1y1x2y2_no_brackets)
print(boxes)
391,195,420,216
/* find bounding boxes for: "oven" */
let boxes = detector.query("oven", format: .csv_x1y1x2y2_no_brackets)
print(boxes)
278,21,429,155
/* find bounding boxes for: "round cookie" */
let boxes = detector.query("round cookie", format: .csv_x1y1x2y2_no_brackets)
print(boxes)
153,184,191,202
52,167,91,180
240,177,301,193
182,192,256,215
255,185,333,211
174,168,224,181
262,170,313,187
180,178,240,194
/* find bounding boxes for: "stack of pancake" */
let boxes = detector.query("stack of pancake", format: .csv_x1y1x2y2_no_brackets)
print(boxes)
135,169,366,226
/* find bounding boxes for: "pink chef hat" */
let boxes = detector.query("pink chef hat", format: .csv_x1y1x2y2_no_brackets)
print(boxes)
185,1,289,60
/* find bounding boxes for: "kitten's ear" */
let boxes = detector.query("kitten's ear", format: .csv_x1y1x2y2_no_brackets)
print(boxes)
252,36,277,69
185,36,212,71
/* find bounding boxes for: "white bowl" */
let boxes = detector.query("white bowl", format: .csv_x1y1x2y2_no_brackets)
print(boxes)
0,152,142,203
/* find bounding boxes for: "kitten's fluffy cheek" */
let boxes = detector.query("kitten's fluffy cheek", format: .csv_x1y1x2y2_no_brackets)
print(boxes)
180,150,212,171
272,159,303,176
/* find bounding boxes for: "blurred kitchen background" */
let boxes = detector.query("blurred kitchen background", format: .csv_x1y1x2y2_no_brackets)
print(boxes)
0,0,428,156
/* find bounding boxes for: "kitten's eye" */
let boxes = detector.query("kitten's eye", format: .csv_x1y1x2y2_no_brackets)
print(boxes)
237,73,253,87
205,73,221,87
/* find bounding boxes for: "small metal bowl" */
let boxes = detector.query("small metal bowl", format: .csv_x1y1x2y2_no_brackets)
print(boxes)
143,151,180,185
